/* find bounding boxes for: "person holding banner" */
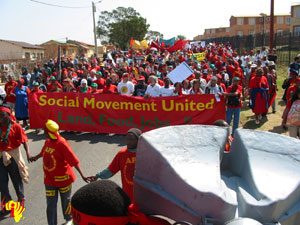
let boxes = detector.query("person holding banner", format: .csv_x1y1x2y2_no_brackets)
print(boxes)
190,79,204,95
145,76,161,98
117,73,134,96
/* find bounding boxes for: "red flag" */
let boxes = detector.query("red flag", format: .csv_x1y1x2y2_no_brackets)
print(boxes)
167,39,188,52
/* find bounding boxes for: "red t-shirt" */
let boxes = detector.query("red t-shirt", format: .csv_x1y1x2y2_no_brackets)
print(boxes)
108,148,136,201
4,81,17,103
40,136,80,187
0,122,28,151
95,78,106,90
102,85,118,94
226,85,243,108
286,85,297,104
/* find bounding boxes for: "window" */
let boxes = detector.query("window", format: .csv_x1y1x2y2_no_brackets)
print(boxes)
277,16,284,24
249,18,256,25
294,7,300,18
249,30,255,35
226,27,230,32
237,18,244,25
25,52,30,59
211,29,216,34
294,26,300,36
277,30,283,36
32,53,36,58
237,31,243,36
286,17,291,24
41,53,44,59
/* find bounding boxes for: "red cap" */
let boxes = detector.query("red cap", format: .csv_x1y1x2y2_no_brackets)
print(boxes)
138,76,145,81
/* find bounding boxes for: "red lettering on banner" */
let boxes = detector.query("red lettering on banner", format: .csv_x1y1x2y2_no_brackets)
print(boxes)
29,93,225,134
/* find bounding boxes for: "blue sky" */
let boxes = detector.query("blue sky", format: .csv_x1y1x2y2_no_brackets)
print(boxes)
0,0,294,45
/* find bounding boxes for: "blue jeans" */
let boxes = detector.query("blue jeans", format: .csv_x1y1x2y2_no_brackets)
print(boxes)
0,157,24,204
226,107,241,135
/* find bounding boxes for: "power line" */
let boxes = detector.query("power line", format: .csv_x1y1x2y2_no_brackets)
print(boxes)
29,0,91,9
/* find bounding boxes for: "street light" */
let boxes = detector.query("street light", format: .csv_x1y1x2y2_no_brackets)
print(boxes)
260,13,267,47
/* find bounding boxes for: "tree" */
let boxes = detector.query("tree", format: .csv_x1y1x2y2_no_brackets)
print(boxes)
97,7,149,49
177,35,186,40
145,30,164,41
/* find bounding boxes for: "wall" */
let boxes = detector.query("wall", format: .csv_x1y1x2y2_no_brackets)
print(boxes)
0,41,23,60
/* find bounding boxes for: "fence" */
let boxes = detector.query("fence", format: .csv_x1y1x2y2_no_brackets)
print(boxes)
203,31,300,66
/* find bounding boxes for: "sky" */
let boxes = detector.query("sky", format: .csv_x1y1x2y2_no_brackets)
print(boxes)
0,0,296,45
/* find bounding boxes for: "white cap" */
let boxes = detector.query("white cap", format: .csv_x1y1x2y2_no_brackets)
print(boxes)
81,79,88,85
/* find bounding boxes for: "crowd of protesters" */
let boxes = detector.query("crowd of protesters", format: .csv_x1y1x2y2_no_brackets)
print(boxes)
1,42,299,138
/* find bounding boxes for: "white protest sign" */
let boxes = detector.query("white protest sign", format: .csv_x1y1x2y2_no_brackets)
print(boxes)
107,52,116,67
167,62,194,84
200,41,206,48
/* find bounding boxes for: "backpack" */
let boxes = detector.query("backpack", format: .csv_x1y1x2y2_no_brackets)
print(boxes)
287,100,300,126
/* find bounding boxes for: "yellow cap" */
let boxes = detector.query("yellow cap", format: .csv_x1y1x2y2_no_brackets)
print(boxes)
45,119,59,139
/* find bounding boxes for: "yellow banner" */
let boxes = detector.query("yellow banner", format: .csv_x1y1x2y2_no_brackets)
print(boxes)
193,52,206,61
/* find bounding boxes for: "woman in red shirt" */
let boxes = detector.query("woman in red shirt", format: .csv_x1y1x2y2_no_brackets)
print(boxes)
0,106,31,217
249,68,269,124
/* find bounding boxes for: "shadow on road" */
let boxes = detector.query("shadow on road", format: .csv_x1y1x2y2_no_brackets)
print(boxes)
243,116,268,129
269,125,287,134
27,130,125,146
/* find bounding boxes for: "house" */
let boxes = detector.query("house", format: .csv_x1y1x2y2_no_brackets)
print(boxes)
291,4,300,35
0,39,44,61
40,40,78,60
230,14,291,37
67,40,95,57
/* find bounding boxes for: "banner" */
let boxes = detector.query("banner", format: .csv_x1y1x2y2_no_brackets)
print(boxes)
29,93,225,134
193,52,206,61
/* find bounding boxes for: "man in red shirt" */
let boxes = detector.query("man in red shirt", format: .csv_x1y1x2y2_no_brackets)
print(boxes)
4,75,17,111
87,128,142,201
0,106,31,217
224,77,243,136
30,120,88,225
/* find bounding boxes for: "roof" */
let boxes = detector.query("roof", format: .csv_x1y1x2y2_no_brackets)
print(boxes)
67,40,94,48
40,40,77,47
0,39,44,49
231,14,290,18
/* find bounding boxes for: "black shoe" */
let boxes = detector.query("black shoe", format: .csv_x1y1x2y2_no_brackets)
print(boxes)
0,210,10,218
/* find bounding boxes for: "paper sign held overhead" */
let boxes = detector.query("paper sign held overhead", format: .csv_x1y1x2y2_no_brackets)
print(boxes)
167,62,194,84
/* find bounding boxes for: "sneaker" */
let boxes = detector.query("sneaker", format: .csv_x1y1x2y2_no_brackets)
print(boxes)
64,219,73,225
255,119,260,125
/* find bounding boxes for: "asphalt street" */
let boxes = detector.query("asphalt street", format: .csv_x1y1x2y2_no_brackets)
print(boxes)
0,131,125,225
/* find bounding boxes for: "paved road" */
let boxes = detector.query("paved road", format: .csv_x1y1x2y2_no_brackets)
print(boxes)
1,131,125,225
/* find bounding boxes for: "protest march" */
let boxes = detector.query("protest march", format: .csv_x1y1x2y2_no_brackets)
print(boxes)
1,1,300,225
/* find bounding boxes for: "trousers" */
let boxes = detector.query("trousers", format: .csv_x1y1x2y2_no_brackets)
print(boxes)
45,184,72,225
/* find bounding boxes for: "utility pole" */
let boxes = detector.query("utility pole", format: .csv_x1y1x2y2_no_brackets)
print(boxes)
269,0,275,54
92,1,98,56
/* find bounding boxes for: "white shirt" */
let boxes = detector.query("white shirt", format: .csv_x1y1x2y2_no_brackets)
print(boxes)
145,84,161,97
200,78,207,93
0,86,6,98
159,86,174,97
182,88,191,95
117,81,134,96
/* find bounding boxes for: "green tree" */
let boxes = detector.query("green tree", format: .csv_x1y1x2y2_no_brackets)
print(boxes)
97,7,149,49
177,35,186,40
